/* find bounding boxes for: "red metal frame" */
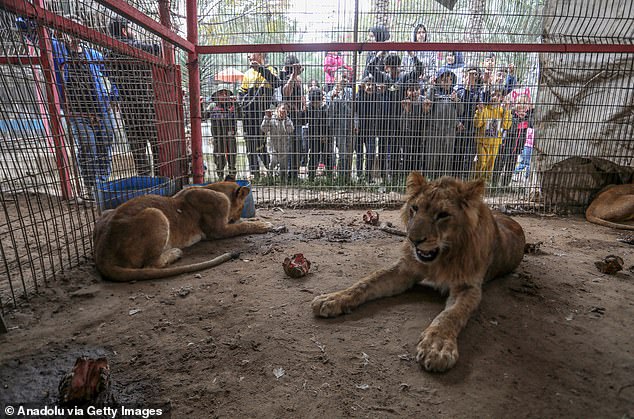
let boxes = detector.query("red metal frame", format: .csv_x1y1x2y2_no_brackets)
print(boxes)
197,42,634,54
1,0,191,196
6,0,634,195
34,0,73,200
187,0,204,184
0,56,32,65
159,0,175,66
1,0,168,66
95,0,194,54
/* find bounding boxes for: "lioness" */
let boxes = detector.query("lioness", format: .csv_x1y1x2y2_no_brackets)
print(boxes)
93,181,272,282
585,183,634,230
312,173,526,372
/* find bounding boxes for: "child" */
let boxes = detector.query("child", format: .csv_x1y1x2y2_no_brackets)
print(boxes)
473,88,512,183
399,80,429,174
424,68,463,179
323,51,352,92
498,91,534,186
326,69,354,180
514,126,534,182
208,88,238,180
260,103,294,179
455,65,482,179
356,76,381,181
302,88,332,180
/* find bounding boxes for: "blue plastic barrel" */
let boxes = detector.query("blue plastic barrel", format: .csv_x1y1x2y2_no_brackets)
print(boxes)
237,179,256,218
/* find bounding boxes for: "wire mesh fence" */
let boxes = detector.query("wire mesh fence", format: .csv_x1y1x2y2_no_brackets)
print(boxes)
0,0,633,309
196,49,544,210
0,0,187,310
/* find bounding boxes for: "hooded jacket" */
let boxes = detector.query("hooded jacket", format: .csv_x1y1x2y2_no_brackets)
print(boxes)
425,68,462,140
260,113,294,154
438,52,465,87
363,25,391,76
369,25,390,42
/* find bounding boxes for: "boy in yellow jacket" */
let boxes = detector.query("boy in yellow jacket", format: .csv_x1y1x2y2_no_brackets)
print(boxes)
473,89,512,182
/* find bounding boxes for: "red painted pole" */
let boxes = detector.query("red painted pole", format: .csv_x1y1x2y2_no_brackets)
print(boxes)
95,0,194,53
187,0,203,184
34,0,73,200
175,69,188,184
196,42,634,55
158,0,175,66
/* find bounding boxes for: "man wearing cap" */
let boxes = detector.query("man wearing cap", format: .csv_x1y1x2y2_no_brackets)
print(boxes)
237,52,281,180
208,89,238,180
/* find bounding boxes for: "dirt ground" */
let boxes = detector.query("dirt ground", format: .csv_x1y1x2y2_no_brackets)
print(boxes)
1,207,633,418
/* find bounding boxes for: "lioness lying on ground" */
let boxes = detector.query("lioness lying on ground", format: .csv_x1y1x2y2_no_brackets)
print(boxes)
93,181,272,282
312,173,526,372
585,183,634,230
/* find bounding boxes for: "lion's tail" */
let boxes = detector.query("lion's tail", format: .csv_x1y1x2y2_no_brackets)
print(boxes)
101,252,240,282
586,215,634,231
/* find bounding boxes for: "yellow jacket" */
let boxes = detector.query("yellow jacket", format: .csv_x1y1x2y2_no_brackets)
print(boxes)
238,65,280,111
474,105,512,146
239,66,278,91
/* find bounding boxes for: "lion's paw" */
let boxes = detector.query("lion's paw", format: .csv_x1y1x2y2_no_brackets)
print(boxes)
252,221,274,233
311,293,349,318
416,331,458,372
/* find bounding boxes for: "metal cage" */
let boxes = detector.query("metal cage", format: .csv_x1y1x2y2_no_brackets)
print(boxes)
0,0,633,308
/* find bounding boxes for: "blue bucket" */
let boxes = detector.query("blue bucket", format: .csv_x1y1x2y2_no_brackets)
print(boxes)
96,176,175,211
237,179,256,218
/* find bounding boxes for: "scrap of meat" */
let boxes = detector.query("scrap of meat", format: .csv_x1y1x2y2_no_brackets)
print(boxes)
363,210,380,226
283,253,311,278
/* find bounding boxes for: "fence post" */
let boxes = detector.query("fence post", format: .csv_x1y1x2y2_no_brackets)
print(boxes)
159,0,175,66
187,0,203,184
35,0,74,200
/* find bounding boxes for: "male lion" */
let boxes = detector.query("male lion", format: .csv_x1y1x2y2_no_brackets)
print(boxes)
585,183,634,230
93,181,272,282
312,173,526,372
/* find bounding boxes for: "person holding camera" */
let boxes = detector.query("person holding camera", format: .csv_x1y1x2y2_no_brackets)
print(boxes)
208,89,238,180
280,54,306,180
237,52,281,180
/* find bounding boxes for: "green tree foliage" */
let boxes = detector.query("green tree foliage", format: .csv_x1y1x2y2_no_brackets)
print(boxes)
187,0,544,94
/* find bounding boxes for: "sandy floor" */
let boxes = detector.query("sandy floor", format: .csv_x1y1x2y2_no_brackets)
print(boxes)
0,208,633,418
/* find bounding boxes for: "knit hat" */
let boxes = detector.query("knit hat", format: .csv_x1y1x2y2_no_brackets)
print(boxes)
435,68,457,86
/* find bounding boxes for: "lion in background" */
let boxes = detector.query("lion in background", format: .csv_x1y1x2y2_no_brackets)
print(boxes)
585,183,634,230
93,181,272,282
312,173,526,372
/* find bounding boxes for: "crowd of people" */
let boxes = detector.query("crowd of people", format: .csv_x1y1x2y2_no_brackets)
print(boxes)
204,23,535,186
19,15,534,193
